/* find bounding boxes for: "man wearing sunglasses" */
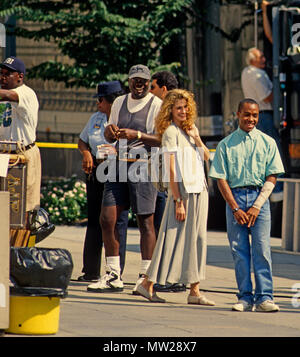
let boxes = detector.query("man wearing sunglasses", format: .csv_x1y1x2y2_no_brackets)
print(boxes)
87,64,162,294
0,56,41,227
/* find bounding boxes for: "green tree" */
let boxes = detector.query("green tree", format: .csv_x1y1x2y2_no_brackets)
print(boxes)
0,0,191,88
0,0,256,88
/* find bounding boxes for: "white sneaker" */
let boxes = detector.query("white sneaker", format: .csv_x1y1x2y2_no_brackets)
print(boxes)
256,300,280,312
132,274,146,295
87,271,123,292
232,300,253,312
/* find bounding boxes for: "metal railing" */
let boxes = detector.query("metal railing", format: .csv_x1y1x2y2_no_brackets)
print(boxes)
36,142,78,149
279,178,300,253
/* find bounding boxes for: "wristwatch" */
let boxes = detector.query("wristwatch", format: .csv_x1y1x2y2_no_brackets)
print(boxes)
232,207,240,214
174,197,182,203
137,130,142,139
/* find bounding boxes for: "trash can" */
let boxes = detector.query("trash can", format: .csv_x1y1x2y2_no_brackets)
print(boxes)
7,286,65,335
7,247,73,335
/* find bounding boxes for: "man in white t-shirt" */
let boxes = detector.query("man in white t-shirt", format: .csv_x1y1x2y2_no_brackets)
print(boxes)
0,56,41,225
241,47,282,143
241,48,283,201
241,48,273,111
87,64,162,294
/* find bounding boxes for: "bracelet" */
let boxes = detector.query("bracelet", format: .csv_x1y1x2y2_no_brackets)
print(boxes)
174,198,182,204
137,130,142,139
232,207,240,214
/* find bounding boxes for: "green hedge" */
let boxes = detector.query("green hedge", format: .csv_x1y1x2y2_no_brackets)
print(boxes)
41,175,137,226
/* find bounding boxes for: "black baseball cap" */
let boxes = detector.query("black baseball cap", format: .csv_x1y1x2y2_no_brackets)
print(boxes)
0,56,26,75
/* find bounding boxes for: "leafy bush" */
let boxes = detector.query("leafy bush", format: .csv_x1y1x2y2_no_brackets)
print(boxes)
40,174,138,227
40,175,87,225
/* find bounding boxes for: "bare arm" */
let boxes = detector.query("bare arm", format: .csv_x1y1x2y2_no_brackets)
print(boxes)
104,124,161,147
246,174,277,227
186,125,210,161
78,138,94,174
262,1,273,44
168,152,185,221
263,91,273,104
104,124,119,143
0,89,19,102
217,179,249,226
118,128,161,147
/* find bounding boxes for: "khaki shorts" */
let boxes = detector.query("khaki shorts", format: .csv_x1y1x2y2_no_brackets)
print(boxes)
24,144,41,211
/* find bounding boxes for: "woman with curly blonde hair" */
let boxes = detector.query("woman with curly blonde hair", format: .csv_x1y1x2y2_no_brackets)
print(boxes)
155,89,197,140
135,89,215,305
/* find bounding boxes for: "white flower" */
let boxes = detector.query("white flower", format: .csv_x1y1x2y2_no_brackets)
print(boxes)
51,193,57,198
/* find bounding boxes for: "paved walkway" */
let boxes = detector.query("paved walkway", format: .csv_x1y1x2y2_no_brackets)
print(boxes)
5,225,300,340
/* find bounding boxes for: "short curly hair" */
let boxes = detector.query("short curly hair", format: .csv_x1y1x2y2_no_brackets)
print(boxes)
155,89,197,139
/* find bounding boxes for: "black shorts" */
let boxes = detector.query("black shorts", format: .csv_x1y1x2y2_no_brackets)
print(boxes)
102,161,157,215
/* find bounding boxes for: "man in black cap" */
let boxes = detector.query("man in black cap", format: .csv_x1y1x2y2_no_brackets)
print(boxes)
87,65,162,294
0,56,41,227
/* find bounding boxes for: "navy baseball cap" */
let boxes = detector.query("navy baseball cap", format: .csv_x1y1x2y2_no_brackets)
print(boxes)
93,81,122,98
0,56,26,74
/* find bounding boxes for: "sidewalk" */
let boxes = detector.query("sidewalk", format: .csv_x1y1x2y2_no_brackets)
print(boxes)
5,225,300,338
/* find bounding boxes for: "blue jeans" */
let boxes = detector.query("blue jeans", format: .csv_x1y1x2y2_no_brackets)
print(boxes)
226,187,274,305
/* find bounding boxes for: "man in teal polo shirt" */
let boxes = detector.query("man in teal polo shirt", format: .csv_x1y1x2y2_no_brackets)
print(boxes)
209,98,284,312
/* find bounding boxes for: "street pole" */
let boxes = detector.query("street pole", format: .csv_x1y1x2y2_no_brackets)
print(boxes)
254,1,258,48
272,6,280,129
4,15,16,58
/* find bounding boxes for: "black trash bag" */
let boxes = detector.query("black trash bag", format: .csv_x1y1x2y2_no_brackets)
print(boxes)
10,247,73,291
10,286,67,298
29,208,55,244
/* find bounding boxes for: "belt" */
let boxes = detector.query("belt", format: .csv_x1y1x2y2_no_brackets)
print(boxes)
24,142,35,150
235,186,260,191
2,142,35,154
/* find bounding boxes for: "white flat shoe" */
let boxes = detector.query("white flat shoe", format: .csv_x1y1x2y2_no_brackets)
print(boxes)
187,294,215,306
136,284,166,303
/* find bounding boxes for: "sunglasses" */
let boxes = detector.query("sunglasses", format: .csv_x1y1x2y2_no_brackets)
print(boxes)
0,71,19,78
